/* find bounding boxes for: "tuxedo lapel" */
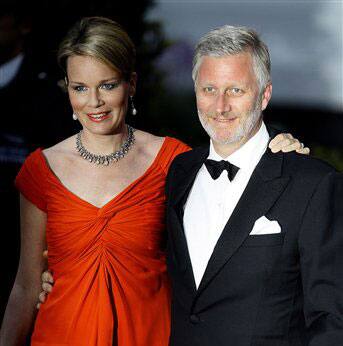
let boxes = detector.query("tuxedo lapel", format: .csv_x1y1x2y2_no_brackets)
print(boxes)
169,146,209,293
196,150,290,295
171,146,209,209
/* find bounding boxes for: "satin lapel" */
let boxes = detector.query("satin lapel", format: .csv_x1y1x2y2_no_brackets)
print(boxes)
171,146,210,209
196,150,290,295
169,146,209,293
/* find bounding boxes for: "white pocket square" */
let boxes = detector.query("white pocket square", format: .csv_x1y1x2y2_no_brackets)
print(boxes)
250,216,281,235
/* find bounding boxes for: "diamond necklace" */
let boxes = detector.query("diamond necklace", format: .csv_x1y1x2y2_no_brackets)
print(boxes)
76,125,135,166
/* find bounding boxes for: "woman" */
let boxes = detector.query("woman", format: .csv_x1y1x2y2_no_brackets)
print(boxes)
0,17,307,346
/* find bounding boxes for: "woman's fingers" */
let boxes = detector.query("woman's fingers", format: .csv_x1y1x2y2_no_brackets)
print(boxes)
269,133,309,154
41,270,54,284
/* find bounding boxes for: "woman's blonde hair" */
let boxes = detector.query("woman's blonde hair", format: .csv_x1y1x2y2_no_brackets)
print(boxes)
58,17,136,81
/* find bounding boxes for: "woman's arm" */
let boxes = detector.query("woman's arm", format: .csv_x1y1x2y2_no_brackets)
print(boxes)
0,194,47,346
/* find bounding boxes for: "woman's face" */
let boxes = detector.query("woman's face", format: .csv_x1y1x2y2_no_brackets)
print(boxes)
67,55,136,135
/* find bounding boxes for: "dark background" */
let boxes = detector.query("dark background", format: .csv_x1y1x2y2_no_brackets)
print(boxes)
0,0,342,328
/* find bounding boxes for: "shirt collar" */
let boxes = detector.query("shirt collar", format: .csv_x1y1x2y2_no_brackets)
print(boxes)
0,53,24,88
208,121,270,170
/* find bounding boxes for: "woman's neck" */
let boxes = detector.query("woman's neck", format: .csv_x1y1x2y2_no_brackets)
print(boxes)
80,124,128,155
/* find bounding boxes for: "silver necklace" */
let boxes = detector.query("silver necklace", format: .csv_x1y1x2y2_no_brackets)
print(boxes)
76,125,135,166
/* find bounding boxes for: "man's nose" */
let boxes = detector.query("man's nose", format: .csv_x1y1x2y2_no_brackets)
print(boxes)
88,89,104,108
215,93,231,114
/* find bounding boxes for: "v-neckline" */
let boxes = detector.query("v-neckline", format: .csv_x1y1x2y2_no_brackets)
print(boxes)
38,137,168,210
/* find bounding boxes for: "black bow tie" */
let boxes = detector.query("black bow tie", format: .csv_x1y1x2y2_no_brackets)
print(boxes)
204,159,240,181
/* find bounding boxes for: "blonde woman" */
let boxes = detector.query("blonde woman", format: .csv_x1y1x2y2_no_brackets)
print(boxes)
0,17,308,346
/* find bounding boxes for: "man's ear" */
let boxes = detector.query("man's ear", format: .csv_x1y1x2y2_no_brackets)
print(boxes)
261,83,272,111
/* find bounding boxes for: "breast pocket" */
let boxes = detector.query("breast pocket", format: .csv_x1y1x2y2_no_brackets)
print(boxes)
242,233,285,247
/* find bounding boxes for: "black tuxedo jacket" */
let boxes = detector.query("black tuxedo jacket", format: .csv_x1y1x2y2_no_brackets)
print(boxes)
165,145,343,346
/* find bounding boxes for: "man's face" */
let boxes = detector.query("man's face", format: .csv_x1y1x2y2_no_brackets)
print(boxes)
195,52,271,146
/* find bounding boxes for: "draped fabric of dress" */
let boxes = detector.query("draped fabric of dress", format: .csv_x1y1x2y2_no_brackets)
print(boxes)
15,137,189,346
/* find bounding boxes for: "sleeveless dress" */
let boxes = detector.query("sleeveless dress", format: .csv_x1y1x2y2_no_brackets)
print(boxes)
15,137,190,346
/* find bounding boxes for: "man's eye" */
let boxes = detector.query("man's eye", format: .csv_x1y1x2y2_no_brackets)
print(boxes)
231,88,243,94
100,83,119,90
203,87,215,93
73,85,87,92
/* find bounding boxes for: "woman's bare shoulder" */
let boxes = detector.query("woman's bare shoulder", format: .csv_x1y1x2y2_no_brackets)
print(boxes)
135,129,164,144
42,135,78,162
134,129,165,155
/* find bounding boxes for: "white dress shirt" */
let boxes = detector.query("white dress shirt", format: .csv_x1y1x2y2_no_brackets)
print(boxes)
183,122,270,288
0,53,24,88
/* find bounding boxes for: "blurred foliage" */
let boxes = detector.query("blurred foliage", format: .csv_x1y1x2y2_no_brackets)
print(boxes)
312,145,343,172
148,89,207,146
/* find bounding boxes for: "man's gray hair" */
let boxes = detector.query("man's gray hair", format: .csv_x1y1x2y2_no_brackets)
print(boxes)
192,25,271,91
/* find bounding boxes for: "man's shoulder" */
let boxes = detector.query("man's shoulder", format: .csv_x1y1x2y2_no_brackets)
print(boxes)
173,145,207,161
282,151,336,179
169,146,207,169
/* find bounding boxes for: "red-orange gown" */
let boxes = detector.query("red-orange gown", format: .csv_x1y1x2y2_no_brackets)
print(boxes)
15,137,189,346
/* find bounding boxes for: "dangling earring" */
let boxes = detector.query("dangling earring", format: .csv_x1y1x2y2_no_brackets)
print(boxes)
130,96,137,115
72,113,78,120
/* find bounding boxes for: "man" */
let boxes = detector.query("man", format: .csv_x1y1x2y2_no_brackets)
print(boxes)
38,24,326,345
165,25,343,345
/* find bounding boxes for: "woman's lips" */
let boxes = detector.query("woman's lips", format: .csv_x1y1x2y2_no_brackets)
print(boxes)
87,112,111,122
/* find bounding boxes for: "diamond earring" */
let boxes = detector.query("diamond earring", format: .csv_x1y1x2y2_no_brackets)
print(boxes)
72,113,78,120
130,96,137,115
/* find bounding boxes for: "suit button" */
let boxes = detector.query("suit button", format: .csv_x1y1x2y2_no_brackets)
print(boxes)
190,314,200,324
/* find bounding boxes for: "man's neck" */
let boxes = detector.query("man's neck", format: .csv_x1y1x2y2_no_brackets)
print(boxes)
213,119,263,158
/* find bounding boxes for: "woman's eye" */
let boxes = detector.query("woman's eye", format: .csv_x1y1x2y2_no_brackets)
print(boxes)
73,85,87,92
100,83,119,90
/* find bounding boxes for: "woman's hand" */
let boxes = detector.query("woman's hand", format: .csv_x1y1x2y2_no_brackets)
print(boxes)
269,133,310,154
37,250,54,310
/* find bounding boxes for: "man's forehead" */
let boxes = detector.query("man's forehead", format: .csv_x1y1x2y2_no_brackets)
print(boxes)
200,52,253,66
197,53,255,80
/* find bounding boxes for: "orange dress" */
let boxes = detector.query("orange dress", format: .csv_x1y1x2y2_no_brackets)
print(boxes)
15,137,189,346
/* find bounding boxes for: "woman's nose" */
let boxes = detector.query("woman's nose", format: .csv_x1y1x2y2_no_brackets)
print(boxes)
88,89,104,108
